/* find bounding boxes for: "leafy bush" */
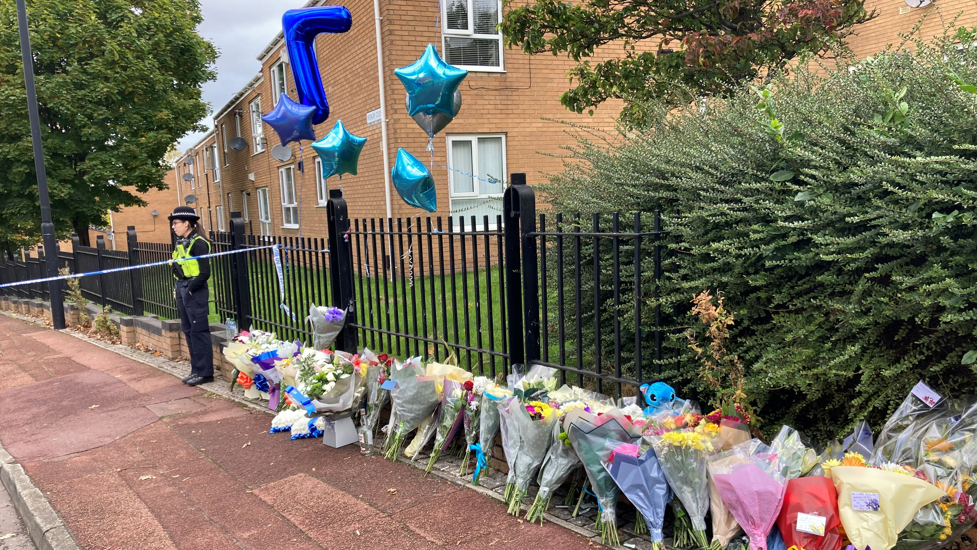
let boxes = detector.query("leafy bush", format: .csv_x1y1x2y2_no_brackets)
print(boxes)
542,28,977,441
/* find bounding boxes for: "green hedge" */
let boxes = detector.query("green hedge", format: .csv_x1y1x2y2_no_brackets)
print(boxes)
543,28,977,442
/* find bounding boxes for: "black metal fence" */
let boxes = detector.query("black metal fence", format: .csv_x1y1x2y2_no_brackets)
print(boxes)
0,174,676,394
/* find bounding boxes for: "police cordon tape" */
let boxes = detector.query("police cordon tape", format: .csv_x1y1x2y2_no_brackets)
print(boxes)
0,244,305,321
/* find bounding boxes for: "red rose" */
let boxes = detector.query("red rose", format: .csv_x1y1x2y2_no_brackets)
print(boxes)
464,380,474,392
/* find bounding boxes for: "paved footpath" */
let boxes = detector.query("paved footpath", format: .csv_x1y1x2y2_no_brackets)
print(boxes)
0,314,596,550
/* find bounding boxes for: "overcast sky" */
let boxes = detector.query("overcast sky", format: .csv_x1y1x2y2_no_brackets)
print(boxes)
175,0,309,152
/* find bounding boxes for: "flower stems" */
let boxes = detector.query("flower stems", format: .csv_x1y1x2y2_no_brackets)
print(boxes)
384,424,405,461
595,515,620,547
507,489,526,516
525,494,551,524
459,448,471,477
424,446,443,474
572,479,589,517
634,513,647,535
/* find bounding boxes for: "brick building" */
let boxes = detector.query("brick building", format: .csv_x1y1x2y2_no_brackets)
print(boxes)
169,0,973,243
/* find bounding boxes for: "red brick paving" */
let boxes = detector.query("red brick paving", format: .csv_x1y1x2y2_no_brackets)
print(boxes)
0,315,595,550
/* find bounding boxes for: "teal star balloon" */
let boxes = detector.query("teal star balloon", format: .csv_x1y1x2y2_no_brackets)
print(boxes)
392,149,436,213
395,44,468,118
310,121,367,180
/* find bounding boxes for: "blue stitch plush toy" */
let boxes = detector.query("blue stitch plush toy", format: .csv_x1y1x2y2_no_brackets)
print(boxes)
638,381,677,416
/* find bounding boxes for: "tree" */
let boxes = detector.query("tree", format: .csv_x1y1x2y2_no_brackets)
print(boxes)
0,0,217,251
499,0,874,127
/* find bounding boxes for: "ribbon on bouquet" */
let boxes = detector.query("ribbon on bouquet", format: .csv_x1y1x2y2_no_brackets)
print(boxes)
470,443,488,482
284,385,317,415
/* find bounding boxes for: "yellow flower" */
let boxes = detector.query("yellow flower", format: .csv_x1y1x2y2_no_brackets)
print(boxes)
841,452,866,467
695,422,720,437
663,418,677,431
662,431,714,452
822,459,842,476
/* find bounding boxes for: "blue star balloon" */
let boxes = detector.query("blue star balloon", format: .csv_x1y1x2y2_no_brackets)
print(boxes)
310,121,367,180
261,93,317,146
395,44,468,118
392,149,436,213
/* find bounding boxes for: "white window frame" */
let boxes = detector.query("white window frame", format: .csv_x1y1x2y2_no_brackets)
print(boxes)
249,97,265,154
441,0,505,72
216,205,225,231
241,191,249,222
446,133,507,229
256,187,271,237
221,123,229,165
271,60,288,105
226,192,233,217
315,158,328,205
279,165,299,229
212,145,221,182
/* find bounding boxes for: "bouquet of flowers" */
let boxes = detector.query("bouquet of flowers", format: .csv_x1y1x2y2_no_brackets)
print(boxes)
830,462,945,550
708,419,752,550
707,440,787,550
566,409,636,546
459,377,490,477
426,380,467,473
306,304,346,351
403,362,472,461
649,428,715,549
383,358,439,460
288,347,367,417
358,352,393,451
525,415,580,524
776,475,843,550
472,384,510,485
602,439,673,550
501,397,558,515
224,329,279,399
769,425,819,480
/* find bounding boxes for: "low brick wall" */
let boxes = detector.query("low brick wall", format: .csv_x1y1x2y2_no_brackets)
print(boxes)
4,297,230,381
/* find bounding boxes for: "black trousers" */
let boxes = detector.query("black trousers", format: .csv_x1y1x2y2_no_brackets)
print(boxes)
175,281,214,378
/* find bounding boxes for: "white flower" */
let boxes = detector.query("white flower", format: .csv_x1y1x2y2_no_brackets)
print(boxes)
326,372,336,383
324,382,335,393
451,388,462,399
340,373,350,380
620,404,646,419
472,376,491,395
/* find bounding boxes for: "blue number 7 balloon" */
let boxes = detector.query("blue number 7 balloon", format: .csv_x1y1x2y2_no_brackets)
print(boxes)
283,7,352,125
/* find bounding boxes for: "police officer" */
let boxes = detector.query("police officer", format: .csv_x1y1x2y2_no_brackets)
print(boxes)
168,206,214,386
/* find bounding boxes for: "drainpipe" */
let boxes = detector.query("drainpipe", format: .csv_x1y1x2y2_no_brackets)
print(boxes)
374,0,392,225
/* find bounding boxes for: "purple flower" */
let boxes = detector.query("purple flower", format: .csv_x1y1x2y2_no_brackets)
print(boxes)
323,307,344,323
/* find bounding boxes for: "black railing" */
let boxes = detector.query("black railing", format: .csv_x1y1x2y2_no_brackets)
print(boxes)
0,175,678,393
133,240,179,320
346,213,508,378
242,231,333,344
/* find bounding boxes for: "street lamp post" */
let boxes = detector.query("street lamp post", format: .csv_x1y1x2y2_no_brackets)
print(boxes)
16,0,65,330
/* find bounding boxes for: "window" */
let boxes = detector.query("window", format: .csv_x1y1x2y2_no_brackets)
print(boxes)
241,191,249,222
250,97,265,153
315,158,328,205
442,0,503,71
271,61,288,105
447,134,506,228
212,146,220,182
279,166,298,228
257,187,271,237
221,123,229,165
216,206,225,231
226,193,233,216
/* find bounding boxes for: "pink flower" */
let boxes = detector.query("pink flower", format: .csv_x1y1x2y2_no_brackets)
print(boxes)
609,443,640,463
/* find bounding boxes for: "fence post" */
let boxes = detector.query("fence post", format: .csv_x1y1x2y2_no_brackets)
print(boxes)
326,189,357,353
502,173,540,370
229,213,252,332
36,246,45,299
95,235,107,309
126,227,144,316
70,234,81,276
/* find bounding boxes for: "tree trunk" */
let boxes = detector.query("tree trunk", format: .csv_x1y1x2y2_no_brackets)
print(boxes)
72,219,90,247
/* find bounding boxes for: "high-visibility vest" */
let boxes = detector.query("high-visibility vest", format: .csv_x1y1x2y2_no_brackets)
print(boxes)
172,235,211,279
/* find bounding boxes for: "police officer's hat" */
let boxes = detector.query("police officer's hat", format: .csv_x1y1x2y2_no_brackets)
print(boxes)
168,206,200,223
